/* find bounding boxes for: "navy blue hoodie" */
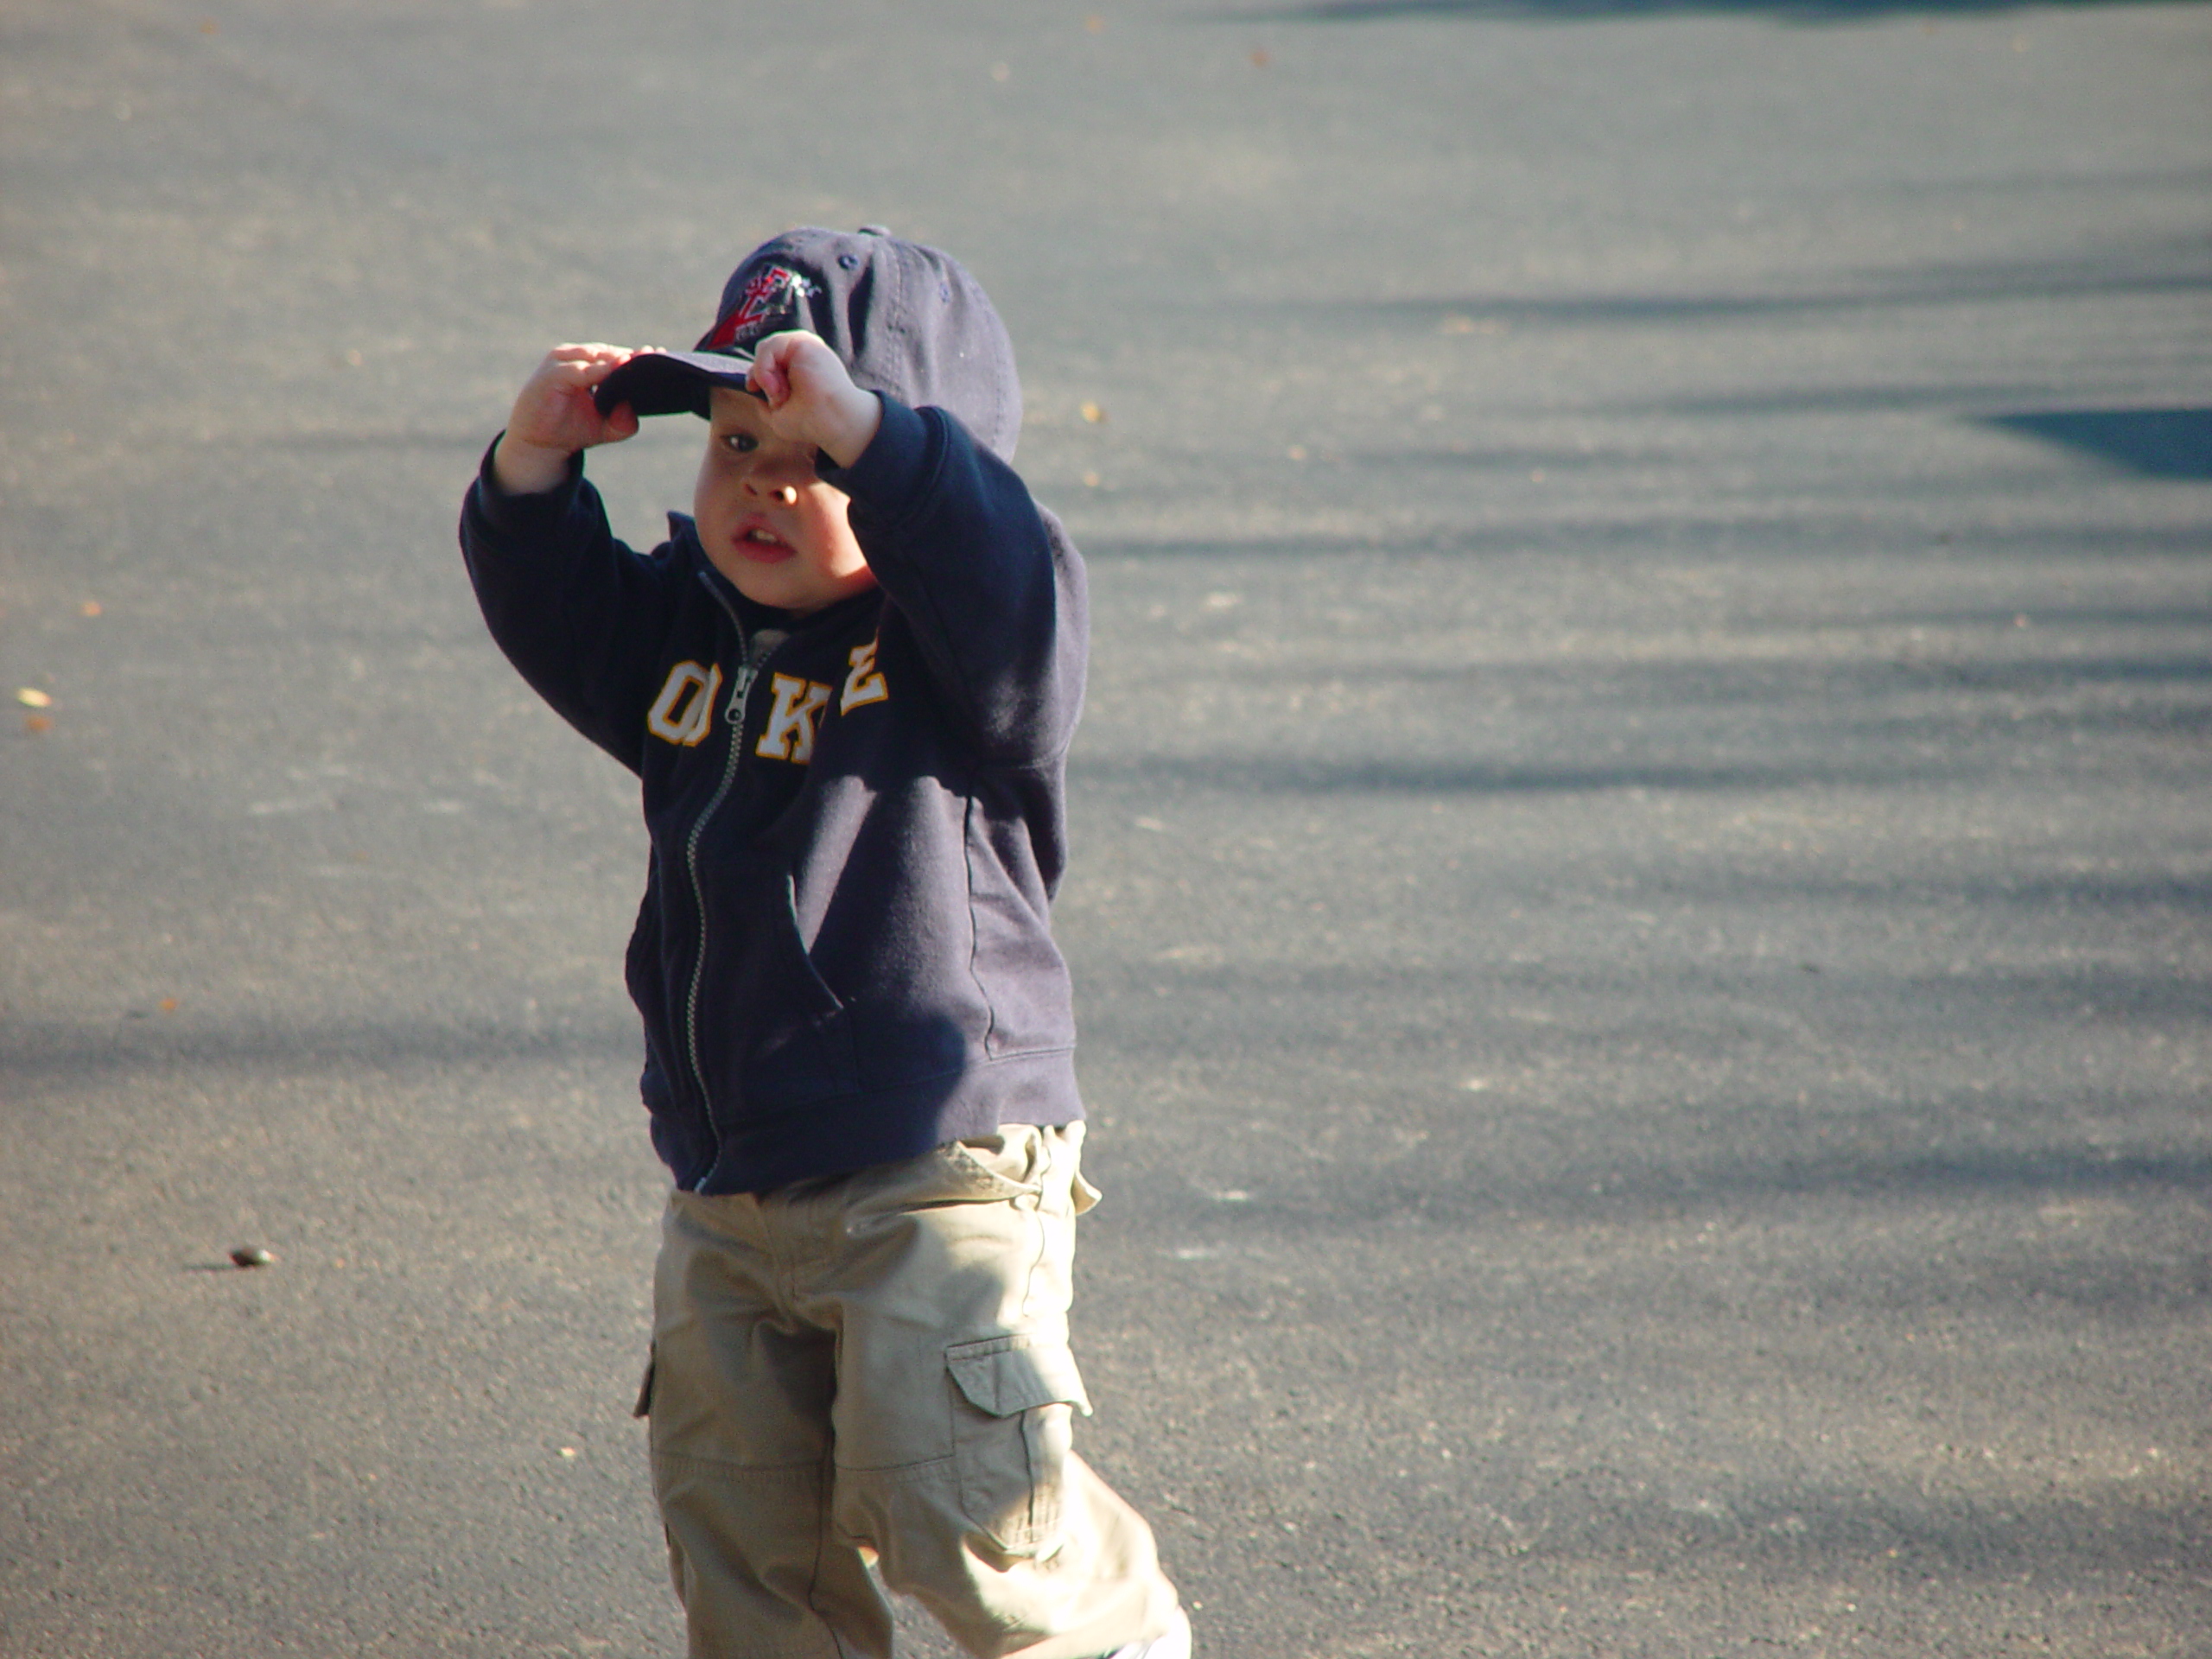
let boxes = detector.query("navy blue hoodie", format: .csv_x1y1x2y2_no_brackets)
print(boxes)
461,396,1085,1194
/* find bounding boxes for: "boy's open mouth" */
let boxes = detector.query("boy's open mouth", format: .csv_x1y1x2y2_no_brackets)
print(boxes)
733,524,795,563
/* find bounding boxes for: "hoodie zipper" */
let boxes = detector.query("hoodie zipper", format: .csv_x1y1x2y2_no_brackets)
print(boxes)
680,577,785,1144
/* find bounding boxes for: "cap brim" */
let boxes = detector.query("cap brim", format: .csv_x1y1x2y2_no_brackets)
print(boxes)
592,349,758,419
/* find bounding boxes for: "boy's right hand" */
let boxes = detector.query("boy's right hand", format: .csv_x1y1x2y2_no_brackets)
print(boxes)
491,345,642,495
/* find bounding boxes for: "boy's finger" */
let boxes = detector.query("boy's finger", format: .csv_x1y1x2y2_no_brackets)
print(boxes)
543,344,639,381
574,350,640,385
746,359,790,407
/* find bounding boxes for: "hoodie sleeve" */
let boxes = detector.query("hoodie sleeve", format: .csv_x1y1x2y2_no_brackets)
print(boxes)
458,440,685,774
819,397,1086,767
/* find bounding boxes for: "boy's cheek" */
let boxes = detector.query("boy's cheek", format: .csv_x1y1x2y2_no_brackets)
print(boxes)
693,463,742,524
690,450,722,512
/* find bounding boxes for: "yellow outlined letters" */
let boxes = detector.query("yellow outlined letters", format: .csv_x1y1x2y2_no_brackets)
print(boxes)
841,638,889,714
646,661,721,747
755,674,833,764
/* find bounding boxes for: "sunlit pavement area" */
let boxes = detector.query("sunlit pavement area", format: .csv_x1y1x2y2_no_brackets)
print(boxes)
2,2,2207,1654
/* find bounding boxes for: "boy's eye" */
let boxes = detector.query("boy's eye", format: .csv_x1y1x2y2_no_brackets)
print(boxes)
721,432,756,454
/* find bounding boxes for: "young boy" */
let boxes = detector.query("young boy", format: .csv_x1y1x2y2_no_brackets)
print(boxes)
459,226,1190,1659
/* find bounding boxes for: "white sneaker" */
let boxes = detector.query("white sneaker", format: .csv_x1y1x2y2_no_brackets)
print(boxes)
1103,1609,1192,1659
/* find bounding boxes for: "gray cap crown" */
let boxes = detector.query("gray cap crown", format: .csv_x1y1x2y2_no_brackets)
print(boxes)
593,226,1021,461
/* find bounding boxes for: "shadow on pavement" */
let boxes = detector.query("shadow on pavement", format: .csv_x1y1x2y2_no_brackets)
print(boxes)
1984,410,2212,481
1356,1476,2209,1583
1219,0,2200,22
0,1013,643,1091
1300,240,2211,331
1165,1123,2212,1238
1080,750,1955,794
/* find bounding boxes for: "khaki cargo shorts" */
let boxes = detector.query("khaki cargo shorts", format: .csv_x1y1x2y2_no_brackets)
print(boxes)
642,1122,1183,1659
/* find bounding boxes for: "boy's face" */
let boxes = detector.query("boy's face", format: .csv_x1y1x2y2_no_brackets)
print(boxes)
693,387,875,615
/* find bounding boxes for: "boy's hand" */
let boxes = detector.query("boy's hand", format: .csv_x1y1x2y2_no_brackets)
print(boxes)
491,344,642,495
746,331,883,470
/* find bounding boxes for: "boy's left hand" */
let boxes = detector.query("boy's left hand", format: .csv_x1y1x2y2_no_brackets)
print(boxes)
746,331,883,470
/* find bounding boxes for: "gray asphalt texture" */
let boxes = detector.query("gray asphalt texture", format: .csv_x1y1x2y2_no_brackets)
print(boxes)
3,2,2208,1656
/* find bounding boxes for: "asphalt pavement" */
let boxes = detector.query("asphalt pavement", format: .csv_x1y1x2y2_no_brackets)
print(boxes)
3,1,2208,1655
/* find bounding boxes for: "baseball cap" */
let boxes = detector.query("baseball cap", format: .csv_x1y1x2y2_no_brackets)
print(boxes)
592,226,1021,460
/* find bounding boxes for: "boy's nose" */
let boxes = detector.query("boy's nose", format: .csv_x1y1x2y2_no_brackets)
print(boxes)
743,470,803,506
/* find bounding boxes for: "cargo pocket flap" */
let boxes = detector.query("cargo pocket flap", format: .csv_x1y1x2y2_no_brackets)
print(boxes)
947,1336,1092,1419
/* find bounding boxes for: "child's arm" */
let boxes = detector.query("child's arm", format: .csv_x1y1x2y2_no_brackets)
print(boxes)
491,344,642,495
743,330,882,469
461,345,685,773
745,333,1084,769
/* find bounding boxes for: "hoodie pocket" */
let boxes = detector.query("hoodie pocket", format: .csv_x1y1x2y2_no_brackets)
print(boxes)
721,868,859,1108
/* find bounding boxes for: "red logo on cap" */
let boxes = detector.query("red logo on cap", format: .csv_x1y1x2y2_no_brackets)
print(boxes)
704,265,814,351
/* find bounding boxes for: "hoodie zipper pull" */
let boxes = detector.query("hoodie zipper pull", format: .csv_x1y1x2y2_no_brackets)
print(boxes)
728,628,788,723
